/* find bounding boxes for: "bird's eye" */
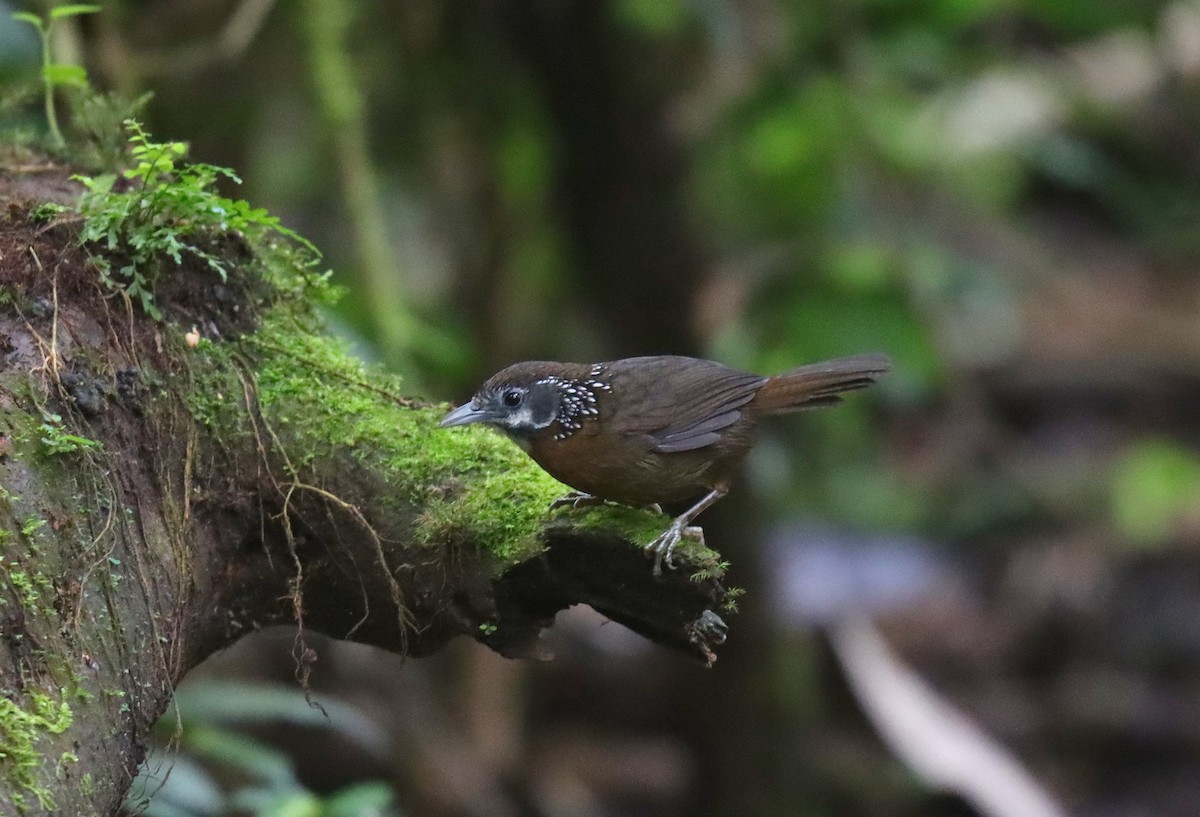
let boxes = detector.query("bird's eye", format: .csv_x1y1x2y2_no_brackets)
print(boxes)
501,389,523,408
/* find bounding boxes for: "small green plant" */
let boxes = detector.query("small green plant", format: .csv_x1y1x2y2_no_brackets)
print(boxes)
20,518,46,537
6,568,38,606
721,586,744,615
30,201,63,223
38,412,102,456
71,120,318,318
10,4,101,149
689,559,730,583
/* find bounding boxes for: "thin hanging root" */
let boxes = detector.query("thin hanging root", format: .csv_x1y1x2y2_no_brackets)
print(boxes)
235,365,415,654
18,252,63,377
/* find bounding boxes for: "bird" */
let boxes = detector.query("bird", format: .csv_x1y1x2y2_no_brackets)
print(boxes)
440,353,891,575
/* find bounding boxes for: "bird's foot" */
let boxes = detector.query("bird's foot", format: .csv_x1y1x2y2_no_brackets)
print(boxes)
646,521,705,578
549,493,664,515
548,491,605,512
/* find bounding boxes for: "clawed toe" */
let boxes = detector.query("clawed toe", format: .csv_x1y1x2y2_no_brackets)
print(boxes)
548,491,604,512
646,524,706,578
549,494,667,516
548,492,707,578
645,529,677,578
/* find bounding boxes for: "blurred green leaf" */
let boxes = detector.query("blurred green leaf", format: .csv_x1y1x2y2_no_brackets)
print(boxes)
43,62,88,87
134,753,224,817
230,789,322,817
172,680,390,754
822,243,895,293
187,726,299,787
697,78,852,236
325,782,397,817
752,290,942,398
1111,440,1200,546
1022,0,1159,38
826,460,930,530
612,0,689,33
495,99,553,211
925,0,1006,27
11,11,44,28
49,4,101,19
940,149,1031,211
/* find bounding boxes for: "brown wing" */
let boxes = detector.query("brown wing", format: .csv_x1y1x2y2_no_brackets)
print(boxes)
600,357,767,453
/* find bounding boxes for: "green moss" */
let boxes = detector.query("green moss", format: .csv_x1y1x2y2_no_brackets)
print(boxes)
553,503,671,546
253,314,577,562
1,546,57,613
415,456,566,561
183,359,244,433
552,503,729,579
180,310,576,565
55,750,77,776
0,689,74,812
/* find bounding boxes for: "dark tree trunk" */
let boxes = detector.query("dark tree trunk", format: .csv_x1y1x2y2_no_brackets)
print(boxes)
502,0,706,356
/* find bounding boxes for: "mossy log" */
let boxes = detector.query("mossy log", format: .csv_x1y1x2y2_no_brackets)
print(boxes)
0,169,729,816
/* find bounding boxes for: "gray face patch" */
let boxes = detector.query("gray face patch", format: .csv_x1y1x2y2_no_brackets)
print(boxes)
489,384,556,432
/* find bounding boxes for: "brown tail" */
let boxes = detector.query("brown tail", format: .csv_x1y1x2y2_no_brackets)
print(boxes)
753,353,892,414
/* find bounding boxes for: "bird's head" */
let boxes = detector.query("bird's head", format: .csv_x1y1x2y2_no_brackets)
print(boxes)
440,361,610,441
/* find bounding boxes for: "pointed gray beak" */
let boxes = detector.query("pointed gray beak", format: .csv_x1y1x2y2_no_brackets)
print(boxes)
440,402,491,428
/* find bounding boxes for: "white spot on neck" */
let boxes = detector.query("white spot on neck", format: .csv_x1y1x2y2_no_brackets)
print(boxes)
498,404,554,431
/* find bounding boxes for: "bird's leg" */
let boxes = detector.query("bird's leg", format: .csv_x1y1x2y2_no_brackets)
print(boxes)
647,486,728,577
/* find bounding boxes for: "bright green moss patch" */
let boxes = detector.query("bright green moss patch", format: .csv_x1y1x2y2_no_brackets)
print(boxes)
183,341,246,433
416,461,567,562
0,690,74,812
552,503,724,576
184,310,574,564
553,504,670,547
248,315,549,491
0,516,57,615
